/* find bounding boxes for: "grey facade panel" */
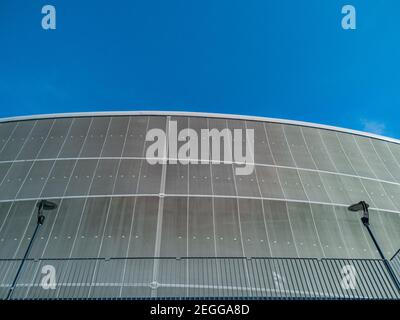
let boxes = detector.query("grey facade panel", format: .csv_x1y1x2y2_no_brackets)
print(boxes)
0,113,399,299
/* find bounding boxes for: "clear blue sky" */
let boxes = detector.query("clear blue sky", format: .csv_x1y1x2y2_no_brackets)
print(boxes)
1,0,399,138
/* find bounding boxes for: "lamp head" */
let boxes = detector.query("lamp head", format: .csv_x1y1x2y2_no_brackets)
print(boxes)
36,200,57,225
348,201,370,226
348,201,369,212
37,200,58,211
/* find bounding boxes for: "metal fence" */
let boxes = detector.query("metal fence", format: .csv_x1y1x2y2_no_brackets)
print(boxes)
0,257,399,300
391,249,400,284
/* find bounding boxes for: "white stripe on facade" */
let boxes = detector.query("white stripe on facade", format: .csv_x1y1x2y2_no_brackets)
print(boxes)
1,156,399,188
0,193,398,215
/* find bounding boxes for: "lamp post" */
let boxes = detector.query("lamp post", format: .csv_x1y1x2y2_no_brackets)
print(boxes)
348,201,400,292
6,200,57,300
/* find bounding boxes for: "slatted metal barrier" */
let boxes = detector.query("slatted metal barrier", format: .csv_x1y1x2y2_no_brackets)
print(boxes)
0,257,399,300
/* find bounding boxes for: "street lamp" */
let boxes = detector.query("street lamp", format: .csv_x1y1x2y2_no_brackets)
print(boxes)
6,200,58,299
37,199,58,225
348,200,369,225
348,200,400,291
348,201,385,258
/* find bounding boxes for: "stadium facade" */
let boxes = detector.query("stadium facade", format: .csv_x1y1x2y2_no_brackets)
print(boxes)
0,111,399,300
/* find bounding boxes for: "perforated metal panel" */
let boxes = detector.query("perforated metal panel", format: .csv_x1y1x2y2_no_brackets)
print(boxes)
0,113,400,300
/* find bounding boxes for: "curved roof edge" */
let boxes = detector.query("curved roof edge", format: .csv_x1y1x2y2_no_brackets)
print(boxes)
0,110,399,145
